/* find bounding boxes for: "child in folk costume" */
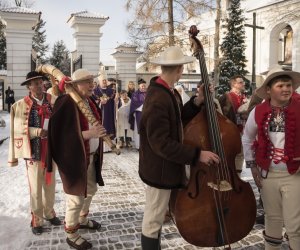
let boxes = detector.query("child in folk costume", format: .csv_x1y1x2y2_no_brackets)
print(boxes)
116,90,133,148
242,65,300,250
8,71,61,235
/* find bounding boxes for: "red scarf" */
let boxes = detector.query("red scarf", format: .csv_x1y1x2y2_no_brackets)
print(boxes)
37,103,52,184
37,103,51,167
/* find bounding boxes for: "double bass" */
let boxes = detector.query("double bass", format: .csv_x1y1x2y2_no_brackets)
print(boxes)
170,26,256,248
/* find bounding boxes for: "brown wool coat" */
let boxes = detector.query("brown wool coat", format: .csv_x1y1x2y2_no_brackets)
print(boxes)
139,77,201,189
47,95,104,196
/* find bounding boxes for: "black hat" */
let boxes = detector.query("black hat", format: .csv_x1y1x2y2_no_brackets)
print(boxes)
21,71,45,86
138,78,146,85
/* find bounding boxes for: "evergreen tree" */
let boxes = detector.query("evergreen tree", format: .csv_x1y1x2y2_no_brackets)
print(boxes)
0,20,6,69
49,40,71,76
217,0,249,97
32,19,49,64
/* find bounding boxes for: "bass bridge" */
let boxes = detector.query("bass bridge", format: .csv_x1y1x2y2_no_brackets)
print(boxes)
207,180,232,191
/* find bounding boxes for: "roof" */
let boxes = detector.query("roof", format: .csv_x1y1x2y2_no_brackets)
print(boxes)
68,10,109,21
116,43,137,49
0,6,40,14
111,50,142,55
112,43,142,56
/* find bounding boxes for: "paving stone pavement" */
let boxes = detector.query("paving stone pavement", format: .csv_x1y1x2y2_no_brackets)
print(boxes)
22,148,290,250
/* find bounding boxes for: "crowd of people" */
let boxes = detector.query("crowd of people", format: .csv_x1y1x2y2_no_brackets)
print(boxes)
6,45,300,250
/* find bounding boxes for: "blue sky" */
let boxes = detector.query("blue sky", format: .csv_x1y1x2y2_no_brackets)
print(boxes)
33,0,132,64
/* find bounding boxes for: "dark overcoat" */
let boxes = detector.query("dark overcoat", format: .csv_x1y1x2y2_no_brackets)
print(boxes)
139,76,201,189
47,95,104,196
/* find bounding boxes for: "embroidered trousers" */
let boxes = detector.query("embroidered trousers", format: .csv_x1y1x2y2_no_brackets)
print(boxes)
261,169,300,250
64,155,98,232
26,160,56,227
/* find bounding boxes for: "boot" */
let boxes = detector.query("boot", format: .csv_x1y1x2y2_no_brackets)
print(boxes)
141,234,161,250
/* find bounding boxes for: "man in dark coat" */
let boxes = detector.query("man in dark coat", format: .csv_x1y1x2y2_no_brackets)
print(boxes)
139,46,220,249
47,69,106,250
5,86,15,112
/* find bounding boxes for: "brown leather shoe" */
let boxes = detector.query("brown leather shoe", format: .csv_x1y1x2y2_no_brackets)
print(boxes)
31,226,43,235
47,216,61,226
66,237,92,250
30,222,43,235
79,219,101,230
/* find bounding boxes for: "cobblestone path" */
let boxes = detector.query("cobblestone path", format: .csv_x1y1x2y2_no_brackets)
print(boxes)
7,148,289,250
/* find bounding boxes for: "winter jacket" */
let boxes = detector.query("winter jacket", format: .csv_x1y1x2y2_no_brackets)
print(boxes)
47,95,104,196
8,93,55,166
139,76,201,189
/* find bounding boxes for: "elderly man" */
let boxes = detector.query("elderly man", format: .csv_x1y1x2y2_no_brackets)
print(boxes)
97,71,116,137
47,69,106,250
8,71,61,235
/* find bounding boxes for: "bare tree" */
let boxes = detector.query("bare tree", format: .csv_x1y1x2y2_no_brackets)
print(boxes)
126,0,213,57
14,0,34,8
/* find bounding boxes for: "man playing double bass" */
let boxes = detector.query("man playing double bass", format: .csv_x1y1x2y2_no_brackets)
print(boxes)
138,46,220,249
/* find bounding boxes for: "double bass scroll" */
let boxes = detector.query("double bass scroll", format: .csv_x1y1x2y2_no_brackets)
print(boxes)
170,25,256,248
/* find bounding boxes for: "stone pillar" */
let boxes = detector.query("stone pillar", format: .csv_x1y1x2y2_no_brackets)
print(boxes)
0,7,40,100
67,11,108,75
111,43,142,90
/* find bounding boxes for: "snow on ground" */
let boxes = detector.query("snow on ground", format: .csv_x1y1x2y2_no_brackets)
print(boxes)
0,110,281,250
0,111,66,250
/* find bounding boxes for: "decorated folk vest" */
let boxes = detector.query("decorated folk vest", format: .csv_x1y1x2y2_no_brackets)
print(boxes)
254,99,300,174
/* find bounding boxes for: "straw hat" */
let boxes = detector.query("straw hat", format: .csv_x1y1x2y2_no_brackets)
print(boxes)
69,69,98,84
21,71,45,86
256,65,300,99
150,46,195,66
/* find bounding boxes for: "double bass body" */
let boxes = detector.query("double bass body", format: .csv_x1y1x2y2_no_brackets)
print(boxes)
170,108,257,247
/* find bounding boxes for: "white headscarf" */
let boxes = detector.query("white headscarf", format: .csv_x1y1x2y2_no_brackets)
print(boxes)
175,85,190,104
